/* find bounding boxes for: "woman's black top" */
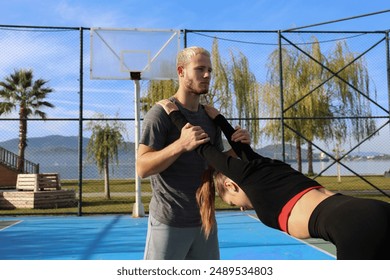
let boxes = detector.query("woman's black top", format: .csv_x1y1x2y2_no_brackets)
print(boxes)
168,111,321,230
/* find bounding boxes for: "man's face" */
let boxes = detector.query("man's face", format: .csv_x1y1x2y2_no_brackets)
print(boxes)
181,53,212,95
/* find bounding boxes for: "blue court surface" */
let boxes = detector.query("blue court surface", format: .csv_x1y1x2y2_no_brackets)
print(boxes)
0,211,335,260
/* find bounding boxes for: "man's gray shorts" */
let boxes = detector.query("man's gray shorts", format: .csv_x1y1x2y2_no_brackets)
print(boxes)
144,214,220,260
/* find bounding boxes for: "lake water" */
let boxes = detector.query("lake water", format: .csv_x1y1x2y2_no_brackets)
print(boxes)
38,159,390,180
291,160,390,176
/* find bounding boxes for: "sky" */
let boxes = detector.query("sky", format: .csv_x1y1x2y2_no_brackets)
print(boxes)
0,0,390,154
1,0,389,31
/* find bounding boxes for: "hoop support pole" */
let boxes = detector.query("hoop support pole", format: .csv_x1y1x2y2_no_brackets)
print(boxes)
131,73,145,217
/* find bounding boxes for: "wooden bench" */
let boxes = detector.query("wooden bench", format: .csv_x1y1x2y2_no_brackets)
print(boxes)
0,190,76,209
16,173,61,192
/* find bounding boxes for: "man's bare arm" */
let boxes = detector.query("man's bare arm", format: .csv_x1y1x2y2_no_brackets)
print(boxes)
137,143,183,178
136,123,210,178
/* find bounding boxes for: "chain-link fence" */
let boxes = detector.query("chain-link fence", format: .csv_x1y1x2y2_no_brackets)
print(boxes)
0,25,389,215
185,29,390,198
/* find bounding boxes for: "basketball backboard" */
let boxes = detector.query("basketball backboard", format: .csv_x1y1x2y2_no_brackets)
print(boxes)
90,28,180,80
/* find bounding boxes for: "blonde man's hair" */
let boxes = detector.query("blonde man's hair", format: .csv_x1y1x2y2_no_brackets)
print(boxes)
176,46,210,68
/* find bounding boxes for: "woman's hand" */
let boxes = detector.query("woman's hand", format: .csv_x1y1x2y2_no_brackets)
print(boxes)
156,99,179,115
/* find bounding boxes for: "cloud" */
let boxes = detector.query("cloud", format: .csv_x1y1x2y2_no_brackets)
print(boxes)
55,1,123,27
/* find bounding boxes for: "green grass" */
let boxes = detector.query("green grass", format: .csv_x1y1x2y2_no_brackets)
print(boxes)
314,175,390,202
1,176,389,215
314,175,390,191
59,175,390,194
60,179,141,193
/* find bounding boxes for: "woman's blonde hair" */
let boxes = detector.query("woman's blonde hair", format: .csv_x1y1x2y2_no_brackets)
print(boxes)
176,46,210,68
196,167,227,239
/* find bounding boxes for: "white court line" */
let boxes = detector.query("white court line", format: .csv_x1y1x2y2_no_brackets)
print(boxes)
0,220,23,231
244,211,336,258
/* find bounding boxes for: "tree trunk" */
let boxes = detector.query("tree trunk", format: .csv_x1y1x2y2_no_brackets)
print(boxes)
307,141,314,176
296,137,302,173
104,155,111,199
17,108,27,173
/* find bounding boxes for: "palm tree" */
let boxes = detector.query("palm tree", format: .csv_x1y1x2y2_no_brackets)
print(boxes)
85,114,127,199
0,69,54,173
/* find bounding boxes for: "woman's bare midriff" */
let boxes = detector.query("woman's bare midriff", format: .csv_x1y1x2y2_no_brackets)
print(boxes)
287,188,336,239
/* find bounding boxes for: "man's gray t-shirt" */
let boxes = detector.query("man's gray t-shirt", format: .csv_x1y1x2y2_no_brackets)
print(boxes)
139,101,225,227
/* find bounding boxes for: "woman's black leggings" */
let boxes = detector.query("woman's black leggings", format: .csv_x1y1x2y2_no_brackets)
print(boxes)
309,194,390,260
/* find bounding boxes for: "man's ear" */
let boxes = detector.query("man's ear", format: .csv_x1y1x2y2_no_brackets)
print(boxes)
178,66,185,77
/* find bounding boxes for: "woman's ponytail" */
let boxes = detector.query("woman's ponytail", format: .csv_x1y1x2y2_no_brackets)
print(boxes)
196,166,216,239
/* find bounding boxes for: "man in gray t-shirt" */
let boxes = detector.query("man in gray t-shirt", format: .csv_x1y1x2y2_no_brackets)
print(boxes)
137,46,249,260
141,101,224,228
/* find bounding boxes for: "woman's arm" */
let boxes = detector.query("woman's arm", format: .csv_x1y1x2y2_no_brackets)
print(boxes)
157,99,261,162
203,105,260,161
156,100,256,184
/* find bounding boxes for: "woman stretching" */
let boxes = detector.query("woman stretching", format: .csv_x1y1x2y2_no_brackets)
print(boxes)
157,99,390,260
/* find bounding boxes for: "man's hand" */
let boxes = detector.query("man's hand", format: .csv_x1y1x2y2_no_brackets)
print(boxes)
178,123,210,152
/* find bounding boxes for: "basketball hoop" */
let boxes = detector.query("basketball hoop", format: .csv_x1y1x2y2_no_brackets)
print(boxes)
130,72,141,80
90,28,181,217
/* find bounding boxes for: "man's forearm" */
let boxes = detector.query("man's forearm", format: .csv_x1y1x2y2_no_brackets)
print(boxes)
136,142,184,178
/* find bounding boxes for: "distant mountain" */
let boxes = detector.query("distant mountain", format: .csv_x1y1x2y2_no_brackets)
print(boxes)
0,135,87,154
256,144,390,160
256,144,289,159
0,135,135,155
1,135,388,179
255,143,320,161
1,136,386,160
222,142,324,160
0,135,137,179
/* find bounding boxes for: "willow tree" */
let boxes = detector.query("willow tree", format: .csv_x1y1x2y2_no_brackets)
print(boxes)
230,51,261,145
139,39,261,147
263,40,334,172
293,38,333,174
0,69,54,173
262,46,312,172
327,40,376,146
262,37,375,173
141,39,231,118
201,38,231,117
140,79,178,113
299,39,375,174
85,114,127,199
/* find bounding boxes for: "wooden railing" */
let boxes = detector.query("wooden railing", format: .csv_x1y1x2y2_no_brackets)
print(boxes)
0,146,39,174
